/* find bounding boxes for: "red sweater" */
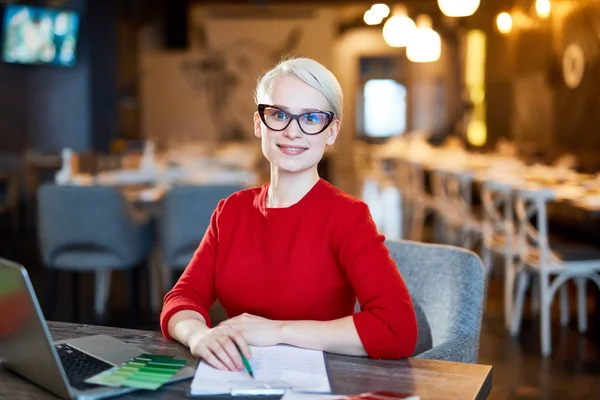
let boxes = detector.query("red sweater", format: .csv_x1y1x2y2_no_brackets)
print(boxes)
160,179,417,359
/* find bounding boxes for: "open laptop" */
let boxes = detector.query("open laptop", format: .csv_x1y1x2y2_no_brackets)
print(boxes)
0,258,195,399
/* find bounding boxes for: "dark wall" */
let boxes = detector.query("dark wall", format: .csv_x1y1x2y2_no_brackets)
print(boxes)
553,1,600,170
482,0,514,150
0,64,28,152
491,0,600,171
0,0,118,155
88,0,118,152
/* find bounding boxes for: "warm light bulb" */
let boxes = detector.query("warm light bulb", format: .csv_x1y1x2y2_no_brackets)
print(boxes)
406,15,441,63
536,0,551,19
382,6,416,47
467,120,487,147
437,0,480,17
364,9,382,25
371,3,391,19
496,12,513,34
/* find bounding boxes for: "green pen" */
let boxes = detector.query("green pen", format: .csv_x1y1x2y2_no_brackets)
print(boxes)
236,344,254,378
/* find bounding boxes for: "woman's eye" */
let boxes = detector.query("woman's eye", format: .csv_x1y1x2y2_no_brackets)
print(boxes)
275,112,287,120
303,113,321,124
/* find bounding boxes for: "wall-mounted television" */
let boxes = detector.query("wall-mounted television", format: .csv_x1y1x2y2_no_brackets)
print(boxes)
1,4,80,67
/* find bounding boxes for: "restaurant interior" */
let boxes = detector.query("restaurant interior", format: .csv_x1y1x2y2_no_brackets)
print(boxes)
1,0,600,398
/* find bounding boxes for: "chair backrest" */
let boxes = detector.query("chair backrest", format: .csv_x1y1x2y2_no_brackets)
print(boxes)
430,169,462,225
393,159,414,200
480,179,514,249
37,184,138,267
161,185,244,267
446,169,476,224
385,239,484,363
513,187,559,267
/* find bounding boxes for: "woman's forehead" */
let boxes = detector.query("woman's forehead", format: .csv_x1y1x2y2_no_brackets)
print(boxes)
267,76,329,111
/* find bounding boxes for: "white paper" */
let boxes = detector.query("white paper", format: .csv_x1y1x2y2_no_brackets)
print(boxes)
190,345,332,395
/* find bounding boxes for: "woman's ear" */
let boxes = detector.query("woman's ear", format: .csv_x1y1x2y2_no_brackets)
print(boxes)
253,112,262,138
325,119,341,146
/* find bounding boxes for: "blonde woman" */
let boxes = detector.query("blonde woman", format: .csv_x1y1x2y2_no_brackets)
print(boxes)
161,58,417,371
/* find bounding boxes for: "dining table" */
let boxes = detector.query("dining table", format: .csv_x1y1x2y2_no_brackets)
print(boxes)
0,321,493,400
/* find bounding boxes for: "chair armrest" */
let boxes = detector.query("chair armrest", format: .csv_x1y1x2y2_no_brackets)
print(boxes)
413,334,479,364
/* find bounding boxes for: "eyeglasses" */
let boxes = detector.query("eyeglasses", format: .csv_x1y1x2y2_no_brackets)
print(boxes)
258,104,334,135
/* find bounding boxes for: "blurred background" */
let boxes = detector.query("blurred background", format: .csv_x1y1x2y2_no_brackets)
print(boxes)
1,0,600,398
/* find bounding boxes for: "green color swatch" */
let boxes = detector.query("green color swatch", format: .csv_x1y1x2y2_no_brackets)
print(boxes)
85,353,187,391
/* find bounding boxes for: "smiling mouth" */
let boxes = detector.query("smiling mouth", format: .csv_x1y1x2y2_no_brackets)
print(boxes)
277,144,308,155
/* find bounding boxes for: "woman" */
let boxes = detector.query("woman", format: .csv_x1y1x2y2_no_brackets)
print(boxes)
160,57,417,372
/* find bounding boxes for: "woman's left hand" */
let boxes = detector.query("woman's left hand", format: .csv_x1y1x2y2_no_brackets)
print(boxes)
219,313,284,347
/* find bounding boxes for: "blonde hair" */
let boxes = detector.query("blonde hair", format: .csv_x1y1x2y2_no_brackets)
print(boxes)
254,57,343,122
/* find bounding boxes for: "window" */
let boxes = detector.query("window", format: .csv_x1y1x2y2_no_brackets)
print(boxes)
362,79,407,138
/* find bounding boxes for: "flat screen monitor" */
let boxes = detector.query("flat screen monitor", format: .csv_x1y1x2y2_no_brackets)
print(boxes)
1,4,80,67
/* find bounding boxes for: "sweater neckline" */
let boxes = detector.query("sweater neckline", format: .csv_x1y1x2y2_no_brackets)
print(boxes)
258,178,325,217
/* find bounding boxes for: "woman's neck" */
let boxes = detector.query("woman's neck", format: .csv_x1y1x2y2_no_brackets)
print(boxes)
267,166,320,208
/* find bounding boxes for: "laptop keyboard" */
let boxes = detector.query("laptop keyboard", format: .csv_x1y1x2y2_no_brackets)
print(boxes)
55,343,113,391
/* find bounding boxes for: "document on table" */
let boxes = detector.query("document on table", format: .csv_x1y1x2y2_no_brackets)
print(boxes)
189,345,332,396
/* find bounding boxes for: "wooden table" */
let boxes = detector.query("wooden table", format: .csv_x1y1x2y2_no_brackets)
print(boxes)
0,322,492,399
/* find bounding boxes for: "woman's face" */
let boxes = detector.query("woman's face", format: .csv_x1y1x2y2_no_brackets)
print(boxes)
254,76,340,175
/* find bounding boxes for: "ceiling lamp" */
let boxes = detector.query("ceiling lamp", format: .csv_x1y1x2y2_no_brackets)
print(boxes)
496,12,513,34
371,3,391,19
536,0,551,19
364,9,383,25
437,0,480,17
382,5,416,48
406,15,441,63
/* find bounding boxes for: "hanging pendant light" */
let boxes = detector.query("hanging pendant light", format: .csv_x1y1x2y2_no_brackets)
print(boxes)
382,5,416,48
496,12,513,34
371,3,391,19
437,0,480,17
536,0,551,19
406,15,441,63
364,9,383,25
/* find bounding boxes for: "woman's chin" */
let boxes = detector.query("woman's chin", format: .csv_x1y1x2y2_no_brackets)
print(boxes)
273,162,317,175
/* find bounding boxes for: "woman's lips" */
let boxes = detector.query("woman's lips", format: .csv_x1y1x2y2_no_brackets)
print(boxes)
277,144,308,156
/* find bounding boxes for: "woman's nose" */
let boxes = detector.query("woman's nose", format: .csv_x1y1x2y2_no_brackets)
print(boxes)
284,119,304,139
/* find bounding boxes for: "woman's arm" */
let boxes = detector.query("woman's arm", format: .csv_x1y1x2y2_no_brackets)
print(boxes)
278,317,367,356
161,200,254,371
160,201,224,340
221,313,367,356
167,310,210,347
336,202,418,359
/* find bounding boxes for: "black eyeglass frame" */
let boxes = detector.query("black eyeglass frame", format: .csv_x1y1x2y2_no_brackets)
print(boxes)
257,104,335,135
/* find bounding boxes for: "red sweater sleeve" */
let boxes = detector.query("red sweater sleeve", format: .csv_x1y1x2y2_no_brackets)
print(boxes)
159,200,223,340
337,202,417,359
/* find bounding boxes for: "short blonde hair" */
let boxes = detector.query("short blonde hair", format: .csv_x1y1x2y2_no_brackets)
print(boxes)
255,57,343,122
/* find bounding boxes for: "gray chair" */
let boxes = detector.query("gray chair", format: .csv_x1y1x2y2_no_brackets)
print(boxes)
160,184,244,293
385,239,485,363
37,184,153,323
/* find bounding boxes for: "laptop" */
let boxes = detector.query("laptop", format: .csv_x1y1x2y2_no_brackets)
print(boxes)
0,258,195,399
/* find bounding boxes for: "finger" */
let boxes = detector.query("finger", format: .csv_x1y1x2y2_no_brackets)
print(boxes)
228,327,252,358
213,337,239,371
220,335,245,370
193,346,228,371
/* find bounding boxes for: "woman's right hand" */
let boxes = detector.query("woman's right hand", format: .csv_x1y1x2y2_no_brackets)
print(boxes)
187,325,251,371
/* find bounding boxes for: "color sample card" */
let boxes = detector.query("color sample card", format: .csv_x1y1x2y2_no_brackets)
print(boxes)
85,353,187,391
